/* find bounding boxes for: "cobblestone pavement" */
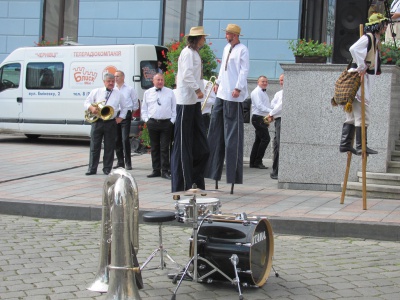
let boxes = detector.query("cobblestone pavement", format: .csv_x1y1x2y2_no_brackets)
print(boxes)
1,214,399,300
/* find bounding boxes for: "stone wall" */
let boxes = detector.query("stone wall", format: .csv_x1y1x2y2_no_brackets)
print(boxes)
278,64,400,191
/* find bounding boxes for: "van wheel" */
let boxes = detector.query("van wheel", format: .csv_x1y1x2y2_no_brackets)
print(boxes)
25,134,41,139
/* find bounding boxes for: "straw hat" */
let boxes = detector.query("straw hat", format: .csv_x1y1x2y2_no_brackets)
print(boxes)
365,13,388,26
185,26,209,37
222,24,243,36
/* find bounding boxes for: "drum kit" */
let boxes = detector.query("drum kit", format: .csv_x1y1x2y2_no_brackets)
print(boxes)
171,184,279,300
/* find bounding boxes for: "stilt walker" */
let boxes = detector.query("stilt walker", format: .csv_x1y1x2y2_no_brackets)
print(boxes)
337,13,388,208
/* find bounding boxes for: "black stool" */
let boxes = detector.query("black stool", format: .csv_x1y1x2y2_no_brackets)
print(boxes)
140,211,180,271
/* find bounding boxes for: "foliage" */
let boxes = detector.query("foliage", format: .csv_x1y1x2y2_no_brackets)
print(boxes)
288,39,333,57
164,35,219,88
34,37,64,47
381,40,400,66
138,123,151,148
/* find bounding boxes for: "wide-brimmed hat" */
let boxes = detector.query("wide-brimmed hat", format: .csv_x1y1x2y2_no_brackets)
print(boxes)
366,13,388,26
185,26,209,37
222,24,243,36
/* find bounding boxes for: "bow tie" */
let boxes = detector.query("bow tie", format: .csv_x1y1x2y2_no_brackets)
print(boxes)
262,89,266,92
156,88,162,91
106,88,112,92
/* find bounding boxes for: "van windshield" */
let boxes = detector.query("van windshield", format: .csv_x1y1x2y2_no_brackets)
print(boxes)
0,63,20,92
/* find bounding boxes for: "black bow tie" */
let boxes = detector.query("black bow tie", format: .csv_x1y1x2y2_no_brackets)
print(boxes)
262,89,266,92
156,88,162,91
106,88,112,92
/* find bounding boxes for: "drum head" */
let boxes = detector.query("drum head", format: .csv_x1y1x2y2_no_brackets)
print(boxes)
250,219,274,287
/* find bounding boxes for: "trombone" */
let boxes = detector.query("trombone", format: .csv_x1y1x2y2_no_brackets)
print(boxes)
201,76,217,112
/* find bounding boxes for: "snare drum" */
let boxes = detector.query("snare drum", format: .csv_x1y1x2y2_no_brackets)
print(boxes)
175,198,221,223
194,214,274,287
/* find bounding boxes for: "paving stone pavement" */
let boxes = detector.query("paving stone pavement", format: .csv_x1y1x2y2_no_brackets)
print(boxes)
1,214,399,300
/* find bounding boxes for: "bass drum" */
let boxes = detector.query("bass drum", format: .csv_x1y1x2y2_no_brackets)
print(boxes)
195,216,274,287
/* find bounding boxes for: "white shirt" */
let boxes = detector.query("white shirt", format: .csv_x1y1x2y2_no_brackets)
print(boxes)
349,34,379,104
201,79,216,114
250,85,272,116
216,43,249,102
142,87,177,123
84,87,126,119
176,46,204,105
116,83,139,111
391,0,400,20
269,90,283,119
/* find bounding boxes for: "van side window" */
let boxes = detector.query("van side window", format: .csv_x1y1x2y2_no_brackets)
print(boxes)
140,61,158,90
26,62,64,90
0,63,21,92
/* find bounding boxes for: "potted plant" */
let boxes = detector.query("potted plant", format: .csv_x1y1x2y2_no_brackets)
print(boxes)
288,38,333,63
381,40,400,66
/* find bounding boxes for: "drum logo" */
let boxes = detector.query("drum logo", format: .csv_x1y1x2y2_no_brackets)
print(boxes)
252,231,266,245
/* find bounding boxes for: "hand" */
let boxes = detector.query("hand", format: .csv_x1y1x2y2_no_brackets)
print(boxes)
232,89,240,98
115,117,123,124
213,84,219,93
196,90,204,99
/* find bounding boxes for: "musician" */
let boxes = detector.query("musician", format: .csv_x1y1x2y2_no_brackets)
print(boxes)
339,13,388,156
142,73,176,179
171,26,210,192
268,74,284,180
113,70,139,170
205,24,249,190
84,73,127,175
385,0,400,42
249,75,272,169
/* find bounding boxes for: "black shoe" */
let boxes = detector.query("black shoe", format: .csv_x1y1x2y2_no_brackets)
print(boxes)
257,163,268,169
147,170,161,178
270,173,278,180
85,171,96,176
126,164,132,170
103,170,111,175
161,172,171,180
113,164,124,169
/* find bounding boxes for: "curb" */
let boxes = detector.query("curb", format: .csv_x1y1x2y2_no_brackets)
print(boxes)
1,199,398,241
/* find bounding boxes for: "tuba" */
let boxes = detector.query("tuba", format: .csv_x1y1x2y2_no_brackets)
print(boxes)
85,100,115,123
201,76,217,112
87,169,142,298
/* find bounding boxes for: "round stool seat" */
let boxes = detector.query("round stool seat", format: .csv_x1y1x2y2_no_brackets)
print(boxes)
143,211,176,223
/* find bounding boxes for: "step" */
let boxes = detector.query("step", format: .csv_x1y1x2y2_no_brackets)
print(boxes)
344,182,400,200
388,161,400,174
391,150,400,161
357,172,400,186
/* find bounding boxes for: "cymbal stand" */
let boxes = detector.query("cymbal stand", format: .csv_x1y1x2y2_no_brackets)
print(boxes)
171,190,242,300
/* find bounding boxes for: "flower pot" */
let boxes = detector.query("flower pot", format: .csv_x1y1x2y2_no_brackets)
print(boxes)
295,56,327,63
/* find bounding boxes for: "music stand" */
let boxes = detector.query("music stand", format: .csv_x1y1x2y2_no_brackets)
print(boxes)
171,185,244,300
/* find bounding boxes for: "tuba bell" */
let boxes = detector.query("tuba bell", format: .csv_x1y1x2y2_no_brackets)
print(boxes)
87,169,142,297
85,100,115,123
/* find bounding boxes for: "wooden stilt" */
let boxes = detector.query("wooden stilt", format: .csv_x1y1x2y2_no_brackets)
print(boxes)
360,73,367,210
340,151,353,204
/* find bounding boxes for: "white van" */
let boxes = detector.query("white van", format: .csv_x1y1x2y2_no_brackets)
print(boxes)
0,44,167,138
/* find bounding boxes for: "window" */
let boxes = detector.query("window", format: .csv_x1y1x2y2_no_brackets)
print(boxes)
140,61,158,90
0,63,21,92
42,0,79,44
162,0,203,44
26,63,64,90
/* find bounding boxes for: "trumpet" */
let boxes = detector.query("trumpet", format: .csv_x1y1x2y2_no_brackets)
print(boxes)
201,76,217,112
85,100,115,123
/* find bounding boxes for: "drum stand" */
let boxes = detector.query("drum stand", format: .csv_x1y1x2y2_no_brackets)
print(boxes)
171,187,244,300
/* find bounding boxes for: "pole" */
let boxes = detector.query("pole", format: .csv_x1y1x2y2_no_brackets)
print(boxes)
359,24,368,210
340,151,352,204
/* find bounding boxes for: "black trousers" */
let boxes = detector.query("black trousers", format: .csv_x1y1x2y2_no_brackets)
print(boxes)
88,119,117,173
147,118,173,172
250,115,270,166
272,117,281,176
115,110,132,167
206,98,244,184
171,103,209,192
